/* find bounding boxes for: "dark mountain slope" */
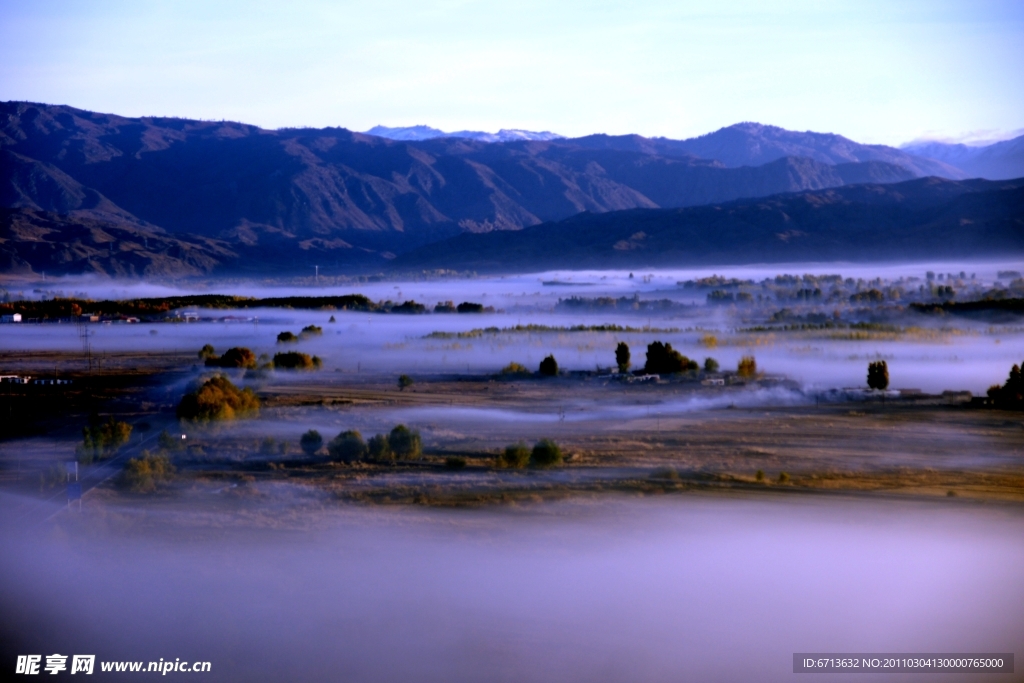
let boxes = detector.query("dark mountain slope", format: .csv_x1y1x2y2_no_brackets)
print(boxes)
2,103,927,264
394,177,1024,272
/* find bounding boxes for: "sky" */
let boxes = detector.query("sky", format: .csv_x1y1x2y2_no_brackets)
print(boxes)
1,0,1022,145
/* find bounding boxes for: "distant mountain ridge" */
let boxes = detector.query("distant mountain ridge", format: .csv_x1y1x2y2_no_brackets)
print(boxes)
395,177,1024,272
365,125,564,142
1,101,1014,277
902,134,1024,180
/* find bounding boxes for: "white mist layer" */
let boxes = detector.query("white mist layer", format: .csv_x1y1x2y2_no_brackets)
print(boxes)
1,494,1021,682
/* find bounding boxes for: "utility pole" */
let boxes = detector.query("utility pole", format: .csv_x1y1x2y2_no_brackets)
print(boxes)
314,265,319,284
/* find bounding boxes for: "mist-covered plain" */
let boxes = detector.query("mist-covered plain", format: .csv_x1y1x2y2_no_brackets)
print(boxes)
2,260,1024,682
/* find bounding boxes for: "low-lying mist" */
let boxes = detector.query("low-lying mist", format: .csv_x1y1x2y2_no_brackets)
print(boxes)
1,493,1020,683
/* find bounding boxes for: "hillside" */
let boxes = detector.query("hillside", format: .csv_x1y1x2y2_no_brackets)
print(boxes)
903,134,1024,181
1,102,942,276
394,177,1024,272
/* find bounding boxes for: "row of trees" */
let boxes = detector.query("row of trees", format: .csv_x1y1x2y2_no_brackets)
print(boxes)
198,346,321,371
504,343,751,378
295,425,424,462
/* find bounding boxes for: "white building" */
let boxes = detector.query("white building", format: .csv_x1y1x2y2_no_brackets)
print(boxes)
0,313,22,323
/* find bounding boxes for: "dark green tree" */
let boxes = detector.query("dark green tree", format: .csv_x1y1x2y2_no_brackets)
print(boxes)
530,439,562,468
615,342,631,374
539,354,559,376
704,357,720,373
498,442,531,469
367,434,393,462
388,424,422,460
867,360,889,391
644,341,695,374
398,374,414,391
300,429,323,456
328,430,367,462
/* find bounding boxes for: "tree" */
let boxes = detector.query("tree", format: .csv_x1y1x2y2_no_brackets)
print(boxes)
273,351,322,370
367,434,393,462
300,429,323,456
328,430,367,462
704,357,720,373
206,346,257,369
177,375,260,422
539,355,558,376
737,356,757,378
501,362,531,376
530,439,562,467
120,453,175,493
615,342,631,374
277,331,298,343
867,360,889,390
78,416,133,462
398,374,414,391
388,424,422,460
457,302,485,313
644,341,696,374
498,442,530,469
198,344,216,360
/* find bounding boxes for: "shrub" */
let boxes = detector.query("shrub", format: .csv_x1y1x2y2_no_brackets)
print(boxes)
391,300,426,314
737,356,757,378
300,325,323,338
120,453,175,493
434,300,456,313
501,362,531,376
176,375,260,422
78,416,133,462
704,357,720,373
273,351,322,370
259,437,279,456
206,346,257,369
699,334,718,348
539,354,558,376
398,374,414,391
498,442,531,469
777,471,791,484
755,469,765,482
388,424,422,460
644,341,696,374
328,315,336,323
445,456,467,470
530,439,562,467
300,429,323,456
328,430,367,462
367,434,393,462
457,302,485,313
198,344,216,360
158,430,185,452
867,360,889,390
615,342,630,373
277,331,298,343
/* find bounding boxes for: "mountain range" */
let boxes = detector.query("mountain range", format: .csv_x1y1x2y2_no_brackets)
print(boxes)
364,125,564,143
1,101,1022,277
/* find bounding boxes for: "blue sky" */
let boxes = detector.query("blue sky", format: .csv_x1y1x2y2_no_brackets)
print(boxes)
1,0,1022,145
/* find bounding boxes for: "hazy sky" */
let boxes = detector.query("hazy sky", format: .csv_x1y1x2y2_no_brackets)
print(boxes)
1,0,1022,145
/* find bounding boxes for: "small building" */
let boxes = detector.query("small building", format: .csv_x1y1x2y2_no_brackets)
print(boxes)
0,375,30,384
0,313,22,323
701,377,725,386
31,377,73,386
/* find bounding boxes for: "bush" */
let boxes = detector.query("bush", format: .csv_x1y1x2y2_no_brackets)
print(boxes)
300,429,323,456
205,346,257,369
158,430,185,452
367,434,393,462
445,456,467,470
328,315,336,323
78,416,133,462
277,331,298,343
198,344,216,360
755,469,765,482
644,341,697,374
539,354,558,376
498,442,531,469
176,375,260,422
398,374,414,391
530,439,562,467
501,362,531,376
121,453,176,493
704,357,720,373
867,360,889,390
615,342,630,373
328,430,367,462
391,300,426,314
300,325,323,337
737,356,757,378
457,302,485,313
273,351,322,370
259,437,280,456
777,471,791,484
434,300,456,313
388,424,422,460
